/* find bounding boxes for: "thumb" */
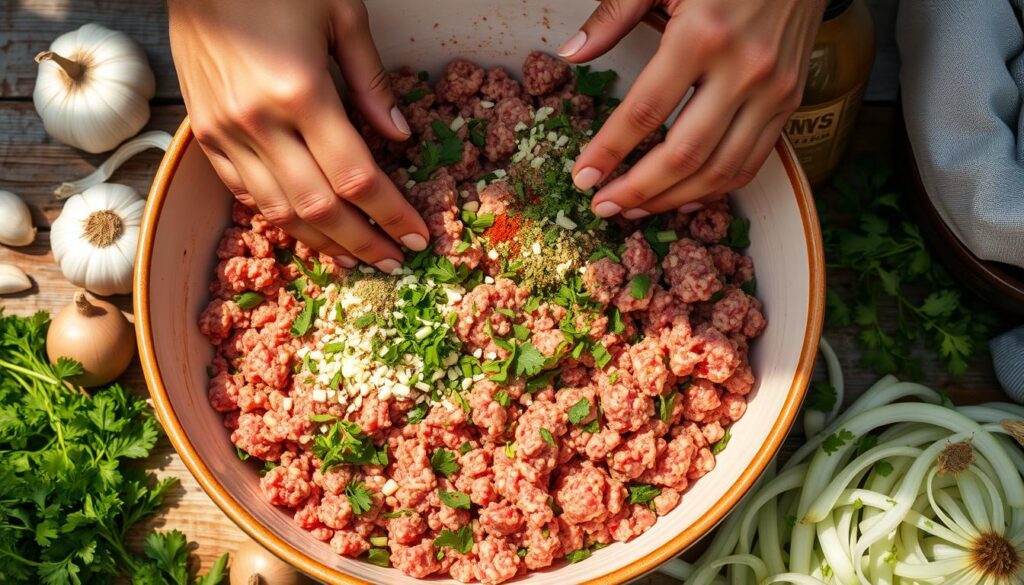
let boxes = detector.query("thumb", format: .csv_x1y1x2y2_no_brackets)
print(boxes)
330,1,411,141
558,0,656,63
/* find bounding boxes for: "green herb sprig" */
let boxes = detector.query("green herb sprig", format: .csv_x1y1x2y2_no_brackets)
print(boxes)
820,157,996,377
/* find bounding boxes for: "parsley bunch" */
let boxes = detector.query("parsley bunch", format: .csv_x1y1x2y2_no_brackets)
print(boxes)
820,157,996,377
0,311,226,585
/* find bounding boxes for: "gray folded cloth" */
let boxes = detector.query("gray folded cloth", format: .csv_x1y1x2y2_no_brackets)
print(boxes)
897,0,1024,401
897,0,1024,268
992,328,1024,402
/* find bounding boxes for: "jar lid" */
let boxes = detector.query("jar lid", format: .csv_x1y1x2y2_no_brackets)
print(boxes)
824,0,853,20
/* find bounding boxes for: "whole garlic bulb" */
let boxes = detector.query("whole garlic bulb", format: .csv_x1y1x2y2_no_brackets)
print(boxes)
34,23,156,154
0,190,36,246
51,183,145,296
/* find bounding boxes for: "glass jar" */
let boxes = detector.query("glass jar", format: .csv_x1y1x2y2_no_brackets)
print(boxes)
785,0,875,187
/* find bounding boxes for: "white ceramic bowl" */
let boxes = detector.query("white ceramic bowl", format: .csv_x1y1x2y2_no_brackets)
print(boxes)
135,1,825,583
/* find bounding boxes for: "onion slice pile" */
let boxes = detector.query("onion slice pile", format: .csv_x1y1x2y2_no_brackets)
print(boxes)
658,339,1024,585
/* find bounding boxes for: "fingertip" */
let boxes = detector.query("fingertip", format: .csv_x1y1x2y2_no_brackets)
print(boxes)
593,200,622,218
374,258,402,274
573,166,603,191
400,233,428,251
390,106,412,138
558,30,588,60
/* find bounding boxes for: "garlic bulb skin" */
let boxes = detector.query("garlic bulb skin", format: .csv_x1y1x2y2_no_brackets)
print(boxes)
51,183,145,296
0,264,32,295
34,23,156,154
0,190,36,246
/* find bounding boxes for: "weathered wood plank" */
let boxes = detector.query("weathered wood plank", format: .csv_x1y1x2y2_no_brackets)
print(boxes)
0,102,186,227
0,0,181,99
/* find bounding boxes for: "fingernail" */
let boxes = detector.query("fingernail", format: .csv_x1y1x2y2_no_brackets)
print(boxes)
559,31,588,58
594,201,622,218
574,167,603,191
678,202,704,213
400,233,428,251
375,258,401,274
391,106,411,136
334,255,358,268
622,208,650,220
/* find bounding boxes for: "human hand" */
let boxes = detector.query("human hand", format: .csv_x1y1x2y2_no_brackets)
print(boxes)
168,0,429,272
562,0,826,218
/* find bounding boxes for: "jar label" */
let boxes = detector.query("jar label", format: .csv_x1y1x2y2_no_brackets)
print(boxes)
785,83,866,185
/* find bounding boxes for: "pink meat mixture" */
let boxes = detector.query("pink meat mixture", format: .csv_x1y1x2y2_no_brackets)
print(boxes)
199,53,765,584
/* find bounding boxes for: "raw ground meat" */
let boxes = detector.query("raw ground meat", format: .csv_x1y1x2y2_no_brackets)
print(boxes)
199,52,766,584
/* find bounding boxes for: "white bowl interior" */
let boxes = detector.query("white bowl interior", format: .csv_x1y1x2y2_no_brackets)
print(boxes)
146,1,813,582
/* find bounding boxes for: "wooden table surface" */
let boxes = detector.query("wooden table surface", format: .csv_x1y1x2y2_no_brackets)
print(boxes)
0,2,1009,583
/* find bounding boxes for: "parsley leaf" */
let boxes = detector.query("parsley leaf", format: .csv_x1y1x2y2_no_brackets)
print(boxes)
233,291,265,310
590,342,612,369
627,483,662,506
401,87,427,104
720,216,751,249
806,381,837,413
822,428,856,455
346,481,374,515
575,65,618,98
411,120,464,182
468,118,488,147
568,398,592,425
515,343,546,377
711,428,732,455
367,548,390,567
438,489,471,510
430,448,461,477
565,548,593,563
434,525,474,555
539,428,556,447
630,274,650,300
656,392,677,423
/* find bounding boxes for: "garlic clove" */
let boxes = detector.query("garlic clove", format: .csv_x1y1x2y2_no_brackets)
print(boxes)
0,263,32,295
0,190,37,247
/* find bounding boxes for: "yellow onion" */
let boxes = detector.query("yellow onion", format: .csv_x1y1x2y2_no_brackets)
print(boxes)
46,290,135,387
229,540,310,585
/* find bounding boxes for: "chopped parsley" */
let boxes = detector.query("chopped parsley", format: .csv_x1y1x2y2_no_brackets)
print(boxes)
434,525,474,556
411,120,464,182
630,274,650,300
539,428,556,447
711,428,732,455
627,483,662,507
345,481,374,515
575,65,618,98
656,391,677,423
468,118,488,147
720,215,751,249
568,398,592,425
401,87,427,104
233,291,265,309
312,420,388,470
438,489,471,510
366,548,390,567
405,403,425,426
430,448,461,477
